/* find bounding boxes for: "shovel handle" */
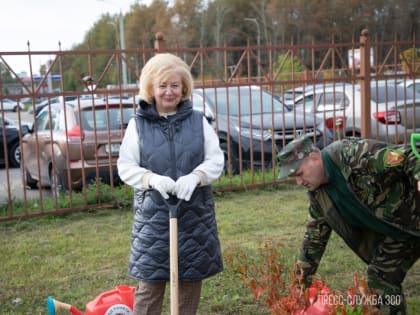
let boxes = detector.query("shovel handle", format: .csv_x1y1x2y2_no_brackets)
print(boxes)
170,216,179,315
162,196,182,315
162,198,183,218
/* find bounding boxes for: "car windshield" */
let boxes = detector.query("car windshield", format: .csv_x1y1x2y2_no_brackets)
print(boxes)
204,87,285,116
80,105,133,131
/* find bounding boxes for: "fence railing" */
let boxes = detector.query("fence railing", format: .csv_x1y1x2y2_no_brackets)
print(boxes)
0,30,419,221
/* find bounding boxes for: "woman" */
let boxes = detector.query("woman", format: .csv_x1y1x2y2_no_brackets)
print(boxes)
117,53,224,315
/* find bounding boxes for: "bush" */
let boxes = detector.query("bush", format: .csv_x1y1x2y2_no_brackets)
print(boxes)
227,239,382,315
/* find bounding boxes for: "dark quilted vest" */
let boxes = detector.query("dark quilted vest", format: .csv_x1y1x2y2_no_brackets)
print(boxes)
128,99,223,281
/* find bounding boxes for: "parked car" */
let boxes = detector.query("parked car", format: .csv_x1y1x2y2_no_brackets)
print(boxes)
292,82,420,143
0,116,29,167
0,99,24,112
28,96,79,116
398,78,420,94
192,85,323,174
2,116,33,135
281,83,336,106
22,98,135,193
281,88,305,106
30,95,130,116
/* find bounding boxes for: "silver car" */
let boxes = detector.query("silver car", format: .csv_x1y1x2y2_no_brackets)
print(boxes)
398,79,420,94
292,83,420,144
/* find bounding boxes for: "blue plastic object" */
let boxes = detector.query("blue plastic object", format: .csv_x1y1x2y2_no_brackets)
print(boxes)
46,296,56,315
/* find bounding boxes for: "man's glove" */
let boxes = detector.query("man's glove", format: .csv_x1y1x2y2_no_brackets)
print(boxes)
174,173,200,201
149,174,176,199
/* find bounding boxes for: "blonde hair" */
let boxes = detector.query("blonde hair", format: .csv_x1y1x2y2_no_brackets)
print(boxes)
139,53,193,104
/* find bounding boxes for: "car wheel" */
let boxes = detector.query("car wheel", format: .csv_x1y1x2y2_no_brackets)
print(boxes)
25,168,38,189
220,142,239,175
49,169,64,197
8,141,21,167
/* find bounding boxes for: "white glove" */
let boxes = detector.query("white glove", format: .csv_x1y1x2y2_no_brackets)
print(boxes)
149,174,176,199
174,173,200,201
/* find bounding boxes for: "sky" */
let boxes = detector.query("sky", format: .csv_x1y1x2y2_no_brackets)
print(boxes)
0,0,143,76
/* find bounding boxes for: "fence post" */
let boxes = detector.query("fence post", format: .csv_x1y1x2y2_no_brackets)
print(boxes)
154,32,166,53
359,29,371,139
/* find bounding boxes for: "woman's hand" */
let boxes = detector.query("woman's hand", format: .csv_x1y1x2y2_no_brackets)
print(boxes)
174,174,200,201
149,174,176,199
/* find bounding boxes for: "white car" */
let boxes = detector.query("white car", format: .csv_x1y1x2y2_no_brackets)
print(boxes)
0,99,24,112
282,84,332,106
292,83,420,144
398,79,420,94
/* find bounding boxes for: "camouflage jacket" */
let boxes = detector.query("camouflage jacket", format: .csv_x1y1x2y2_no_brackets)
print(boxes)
297,138,420,283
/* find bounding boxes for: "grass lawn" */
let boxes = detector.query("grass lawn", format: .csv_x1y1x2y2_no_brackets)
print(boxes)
0,185,419,314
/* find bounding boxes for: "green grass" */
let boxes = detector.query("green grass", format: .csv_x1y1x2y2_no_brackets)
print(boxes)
0,185,419,314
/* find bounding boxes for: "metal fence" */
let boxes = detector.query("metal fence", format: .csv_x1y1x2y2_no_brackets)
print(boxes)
1,29,419,221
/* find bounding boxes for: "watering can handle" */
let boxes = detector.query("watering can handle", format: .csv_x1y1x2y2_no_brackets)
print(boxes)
411,134,420,159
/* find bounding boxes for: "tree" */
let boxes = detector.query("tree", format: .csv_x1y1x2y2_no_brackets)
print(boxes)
171,0,204,48
37,0,420,92
125,1,172,49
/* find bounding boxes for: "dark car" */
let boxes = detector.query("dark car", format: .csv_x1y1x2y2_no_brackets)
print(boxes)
192,85,322,174
22,98,135,194
0,117,28,167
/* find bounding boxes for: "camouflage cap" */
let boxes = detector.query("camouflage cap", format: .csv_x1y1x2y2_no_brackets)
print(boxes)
277,136,315,179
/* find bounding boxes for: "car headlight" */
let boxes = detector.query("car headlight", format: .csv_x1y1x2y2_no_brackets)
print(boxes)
236,126,273,141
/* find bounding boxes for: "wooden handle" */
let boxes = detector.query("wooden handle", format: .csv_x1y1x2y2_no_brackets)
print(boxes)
170,217,179,315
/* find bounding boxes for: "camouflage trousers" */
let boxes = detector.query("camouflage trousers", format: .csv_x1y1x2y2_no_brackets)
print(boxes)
367,236,420,315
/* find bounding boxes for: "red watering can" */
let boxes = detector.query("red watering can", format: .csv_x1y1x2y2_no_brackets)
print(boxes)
46,285,135,315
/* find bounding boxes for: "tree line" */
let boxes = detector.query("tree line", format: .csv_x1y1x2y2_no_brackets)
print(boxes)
2,0,420,93
68,0,420,88
82,0,419,51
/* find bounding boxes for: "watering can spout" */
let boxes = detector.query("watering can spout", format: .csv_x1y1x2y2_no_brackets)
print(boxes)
46,296,84,315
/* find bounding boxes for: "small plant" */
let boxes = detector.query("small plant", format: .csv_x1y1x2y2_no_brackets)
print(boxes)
226,240,303,314
226,239,382,315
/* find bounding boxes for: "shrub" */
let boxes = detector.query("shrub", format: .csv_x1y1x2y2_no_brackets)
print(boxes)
226,239,382,315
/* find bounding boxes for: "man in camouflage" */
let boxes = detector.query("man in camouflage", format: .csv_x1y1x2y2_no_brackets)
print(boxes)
277,136,420,315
